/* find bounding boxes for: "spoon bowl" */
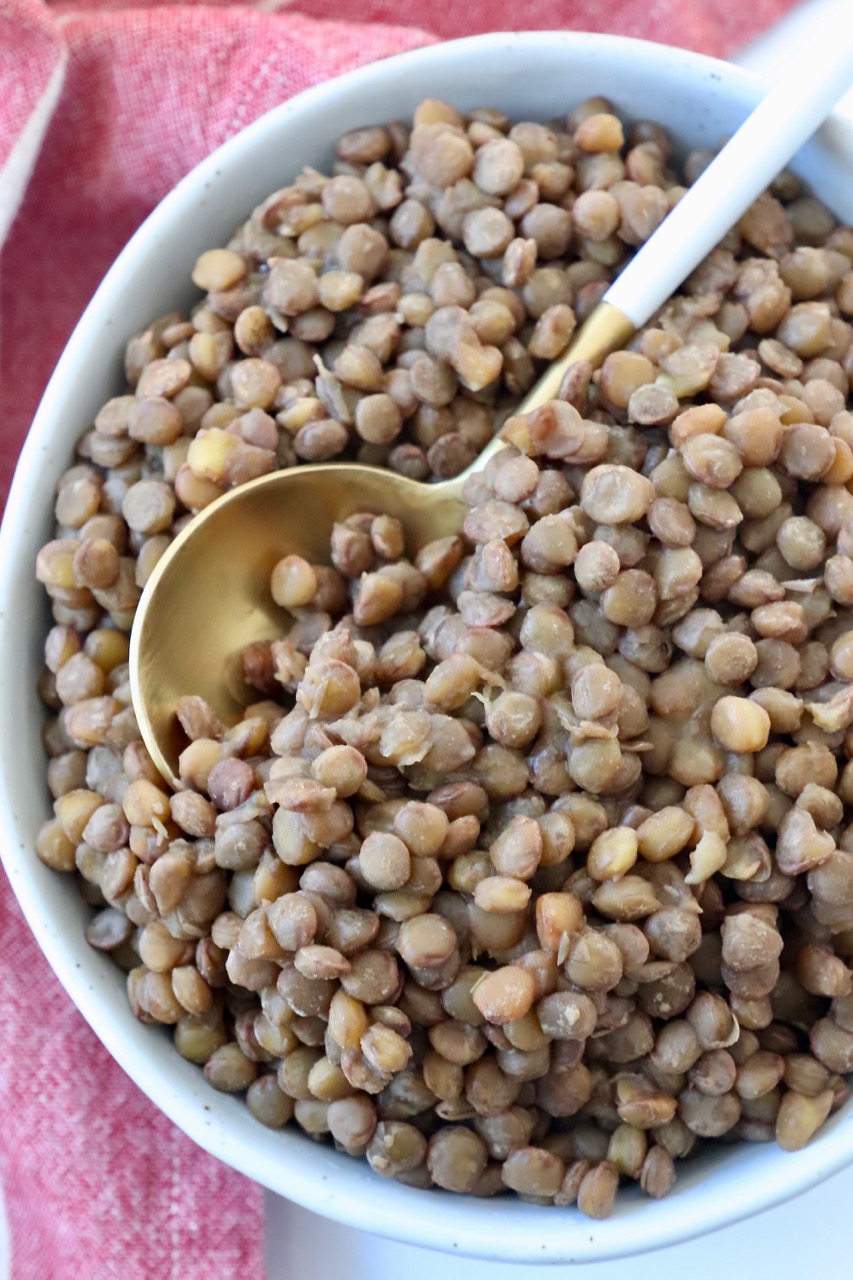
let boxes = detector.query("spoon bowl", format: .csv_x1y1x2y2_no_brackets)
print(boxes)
130,461,468,784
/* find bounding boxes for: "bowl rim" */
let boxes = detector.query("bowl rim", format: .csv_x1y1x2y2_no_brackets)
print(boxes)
3,28,853,1264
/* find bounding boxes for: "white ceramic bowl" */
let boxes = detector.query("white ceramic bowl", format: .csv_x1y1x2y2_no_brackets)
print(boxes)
4,31,853,1265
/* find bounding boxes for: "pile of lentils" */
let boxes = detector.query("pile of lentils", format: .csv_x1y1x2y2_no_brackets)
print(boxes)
33,95,853,1218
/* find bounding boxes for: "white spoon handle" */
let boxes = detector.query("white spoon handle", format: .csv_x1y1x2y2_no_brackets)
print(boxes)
605,37,853,327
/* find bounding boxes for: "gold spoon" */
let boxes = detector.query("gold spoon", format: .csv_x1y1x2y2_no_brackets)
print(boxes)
130,53,853,786
131,304,632,786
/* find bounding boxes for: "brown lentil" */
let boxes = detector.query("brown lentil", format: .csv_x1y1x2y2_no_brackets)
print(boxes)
34,94,853,1221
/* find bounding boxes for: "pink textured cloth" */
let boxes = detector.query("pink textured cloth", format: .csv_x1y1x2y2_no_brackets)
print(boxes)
0,1,800,1277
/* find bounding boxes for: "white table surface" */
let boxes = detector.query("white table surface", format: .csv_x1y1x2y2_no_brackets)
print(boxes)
265,3,853,1274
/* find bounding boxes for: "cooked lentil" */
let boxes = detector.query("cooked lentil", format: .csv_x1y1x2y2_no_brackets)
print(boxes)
34,95,853,1219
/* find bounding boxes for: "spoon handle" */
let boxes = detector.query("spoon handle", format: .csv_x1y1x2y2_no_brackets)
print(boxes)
445,43,853,488
606,36,853,328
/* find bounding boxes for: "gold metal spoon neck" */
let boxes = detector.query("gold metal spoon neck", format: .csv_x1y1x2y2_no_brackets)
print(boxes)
434,301,636,502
